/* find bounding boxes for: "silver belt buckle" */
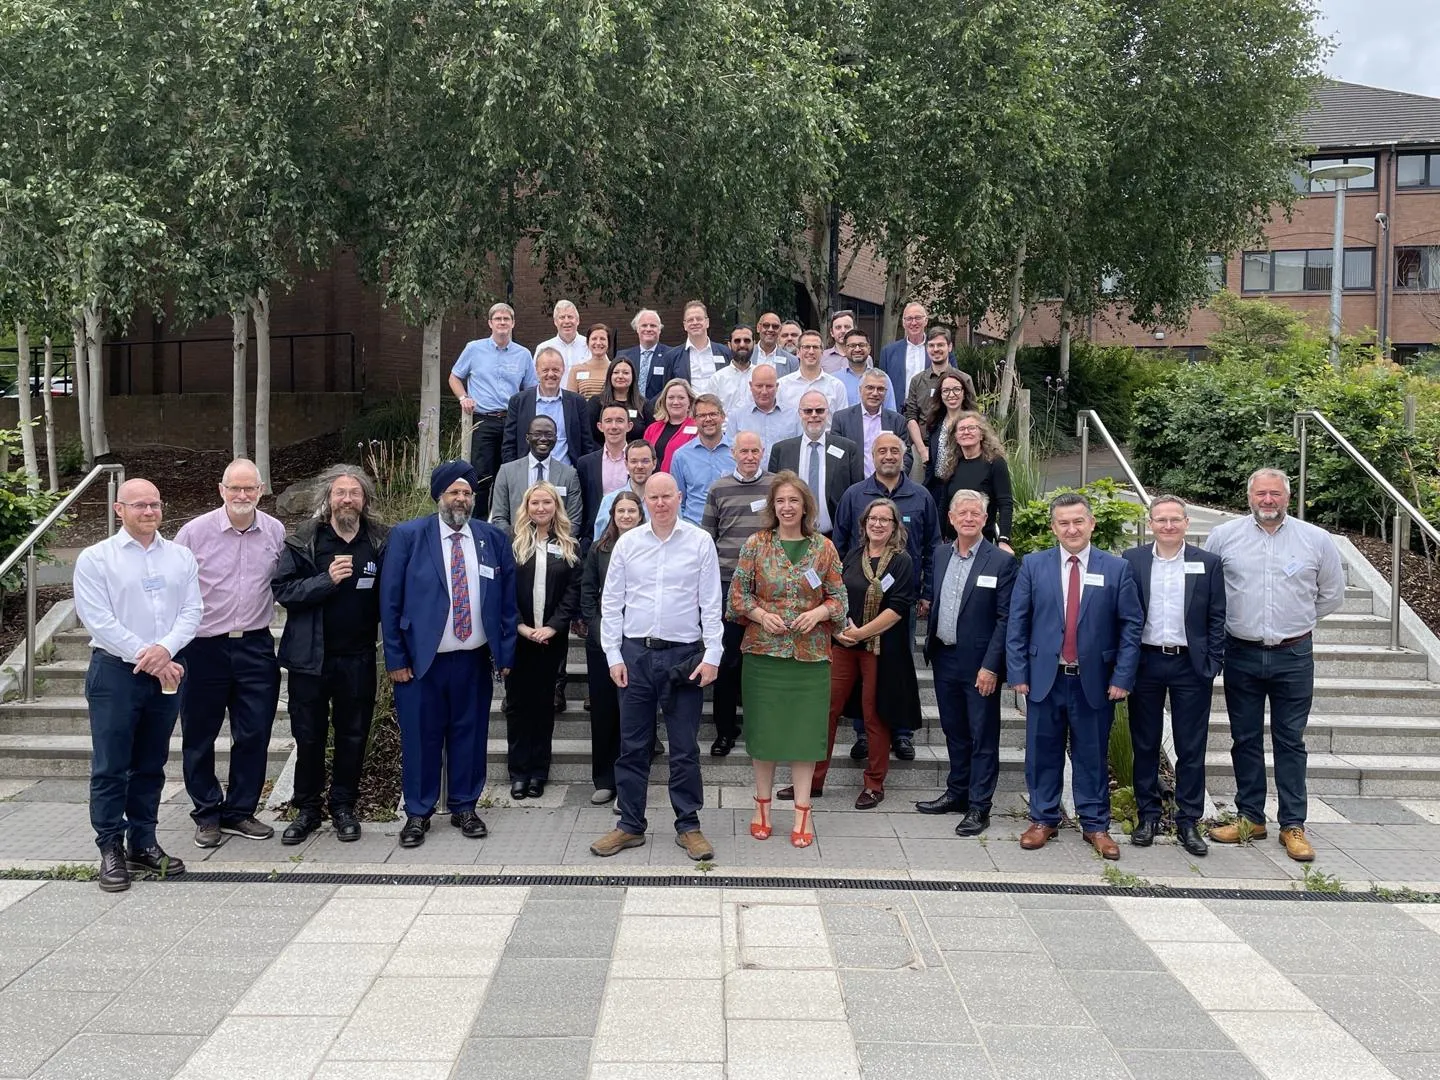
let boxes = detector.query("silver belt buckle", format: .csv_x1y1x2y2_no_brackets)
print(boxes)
228,631,244,639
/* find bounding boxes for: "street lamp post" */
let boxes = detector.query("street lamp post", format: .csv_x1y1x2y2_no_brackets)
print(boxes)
1306,162,1374,370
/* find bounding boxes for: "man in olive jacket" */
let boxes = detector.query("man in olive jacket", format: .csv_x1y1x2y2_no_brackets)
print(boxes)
272,465,389,845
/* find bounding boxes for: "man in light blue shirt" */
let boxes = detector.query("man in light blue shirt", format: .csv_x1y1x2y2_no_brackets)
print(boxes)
672,394,736,524
726,364,799,464
448,302,535,517
593,441,657,542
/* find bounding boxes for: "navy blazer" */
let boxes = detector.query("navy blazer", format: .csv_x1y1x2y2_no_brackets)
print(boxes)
502,387,594,466
574,449,607,555
380,515,518,679
648,342,735,400
830,404,908,467
924,538,1017,678
1120,543,1227,679
1006,546,1143,709
619,344,672,400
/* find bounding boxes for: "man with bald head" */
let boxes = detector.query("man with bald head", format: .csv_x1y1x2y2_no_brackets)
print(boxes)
74,479,203,890
174,459,287,848
726,363,798,463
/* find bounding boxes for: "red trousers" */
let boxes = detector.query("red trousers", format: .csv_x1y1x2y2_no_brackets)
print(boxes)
815,647,889,792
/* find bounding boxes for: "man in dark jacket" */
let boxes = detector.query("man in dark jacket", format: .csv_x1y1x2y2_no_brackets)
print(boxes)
272,465,388,844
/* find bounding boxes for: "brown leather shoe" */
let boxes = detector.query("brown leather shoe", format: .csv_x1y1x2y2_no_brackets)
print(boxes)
1084,831,1121,860
1019,822,1059,850
854,790,884,810
675,830,715,861
590,828,645,857
775,785,822,801
1279,826,1315,862
1208,818,1268,845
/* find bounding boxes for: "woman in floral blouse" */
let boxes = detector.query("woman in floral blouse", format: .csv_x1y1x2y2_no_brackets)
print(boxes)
727,472,847,848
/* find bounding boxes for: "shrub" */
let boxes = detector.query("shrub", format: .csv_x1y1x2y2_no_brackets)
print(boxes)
0,428,64,594
341,396,465,462
1009,477,1146,557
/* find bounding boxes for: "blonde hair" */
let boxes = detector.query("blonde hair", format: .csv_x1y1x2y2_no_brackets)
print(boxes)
512,482,579,566
937,410,1005,480
658,378,696,422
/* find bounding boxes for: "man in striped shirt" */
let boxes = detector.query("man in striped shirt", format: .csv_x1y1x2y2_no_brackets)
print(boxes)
700,431,772,756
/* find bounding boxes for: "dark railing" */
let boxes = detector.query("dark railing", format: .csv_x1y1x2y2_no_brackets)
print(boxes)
0,345,79,397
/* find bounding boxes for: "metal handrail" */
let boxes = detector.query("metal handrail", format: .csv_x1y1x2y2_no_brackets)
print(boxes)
1,464,126,701
1075,409,1152,545
1294,409,1440,649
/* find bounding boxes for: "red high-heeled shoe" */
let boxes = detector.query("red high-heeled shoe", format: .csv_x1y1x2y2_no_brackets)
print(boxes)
791,804,814,848
750,796,772,840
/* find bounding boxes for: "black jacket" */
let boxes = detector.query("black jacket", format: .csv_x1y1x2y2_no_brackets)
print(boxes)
272,518,389,675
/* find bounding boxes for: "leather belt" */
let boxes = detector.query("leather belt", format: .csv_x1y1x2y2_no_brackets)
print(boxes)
203,628,271,641
1058,662,1080,675
628,636,699,651
1142,644,1187,655
1229,631,1312,650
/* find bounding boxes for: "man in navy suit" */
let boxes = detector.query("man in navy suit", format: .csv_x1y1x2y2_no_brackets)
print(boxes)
649,300,733,399
831,370,908,476
502,348,593,466
878,301,935,400
1007,492,1143,860
919,490,1017,836
1121,495,1226,857
381,461,518,848
619,309,672,400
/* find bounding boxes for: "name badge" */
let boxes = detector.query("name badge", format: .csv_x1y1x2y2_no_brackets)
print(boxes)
976,575,998,589
1184,562,1206,575
547,543,563,556
141,575,165,592
749,498,767,513
652,366,665,376
803,568,822,589
628,409,638,418
929,388,937,397
1283,560,1303,577
356,578,375,590
683,424,698,435
826,444,844,459
880,573,895,591
1084,572,1106,586
553,485,567,496
476,564,495,580
902,515,911,523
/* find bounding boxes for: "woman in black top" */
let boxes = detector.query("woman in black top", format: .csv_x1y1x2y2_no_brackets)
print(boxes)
922,372,979,487
934,411,1014,549
505,482,582,800
588,356,653,443
826,497,920,809
579,490,645,806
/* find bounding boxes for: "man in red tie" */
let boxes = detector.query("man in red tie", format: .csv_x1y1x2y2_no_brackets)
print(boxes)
1005,493,1143,859
380,462,518,848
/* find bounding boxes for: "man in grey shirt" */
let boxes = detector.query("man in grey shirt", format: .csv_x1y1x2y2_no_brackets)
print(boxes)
1203,467,1345,862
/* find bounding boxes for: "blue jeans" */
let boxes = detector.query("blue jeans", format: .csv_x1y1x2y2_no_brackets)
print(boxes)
86,650,180,851
1222,636,1314,828
614,638,703,836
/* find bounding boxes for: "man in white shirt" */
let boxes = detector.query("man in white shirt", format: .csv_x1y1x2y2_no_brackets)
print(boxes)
535,299,590,375
711,325,759,418
666,300,728,396
777,330,848,419
753,312,797,373
592,472,723,862
73,478,203,891
879,301,932,395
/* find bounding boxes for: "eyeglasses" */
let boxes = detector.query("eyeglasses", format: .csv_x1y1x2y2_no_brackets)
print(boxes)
119,501,163,512
955,425,981,434
694,412,722,421
941,388,966,397
799,407,827,415
1150,517,1186,527
223,484,260,495
866,516,897,527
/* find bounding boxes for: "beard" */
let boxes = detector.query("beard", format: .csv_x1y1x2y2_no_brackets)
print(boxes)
439,504,472,529
332,507,360,531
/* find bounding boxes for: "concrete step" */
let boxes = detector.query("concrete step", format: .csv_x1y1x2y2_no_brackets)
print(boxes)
0,735,293,779
1212,677,1440,716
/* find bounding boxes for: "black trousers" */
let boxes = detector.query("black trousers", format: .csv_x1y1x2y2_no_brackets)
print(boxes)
470,412,507,518
286,652,378,814
505,631,568,781
178,631,281,826
585,637,622,789
86,650,179,850
710,618,745,741
1129,648,1213,828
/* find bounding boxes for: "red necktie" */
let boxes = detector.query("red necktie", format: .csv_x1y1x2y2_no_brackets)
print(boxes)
1061,554,1080,665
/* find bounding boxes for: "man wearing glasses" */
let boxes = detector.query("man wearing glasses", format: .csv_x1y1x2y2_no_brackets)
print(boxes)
766,390,862,537
752,312,797,373
879,301,934,396
777,330,848,419
174,459,286,849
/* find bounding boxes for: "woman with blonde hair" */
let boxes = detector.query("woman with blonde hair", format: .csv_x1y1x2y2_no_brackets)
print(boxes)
934,411,1013,550
505,481,581,800
566,323,612,399
644,378,698,472
727,471,847,847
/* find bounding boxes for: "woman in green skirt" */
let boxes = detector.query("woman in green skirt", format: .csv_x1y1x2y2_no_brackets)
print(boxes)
727,471,847,847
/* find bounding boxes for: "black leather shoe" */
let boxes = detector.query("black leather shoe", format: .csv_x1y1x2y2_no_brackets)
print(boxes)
914,795,968,815
711,735,735,757
892,736,916,761
332,807,362,843
955,809,991,837
554,689,568,714
398,815,429,848
127,844,186,878
282,811,322,846
1177,822,1209,857
849,735,869,761
526,779,545,799
450,811,488,839
510,780,528,800
98,844,130,892
1130,819,1158,847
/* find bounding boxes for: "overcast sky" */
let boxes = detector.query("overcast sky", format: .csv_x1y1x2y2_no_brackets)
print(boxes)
1318,0,1440,97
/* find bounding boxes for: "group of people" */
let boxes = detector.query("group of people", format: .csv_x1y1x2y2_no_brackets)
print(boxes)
70,298,1345,891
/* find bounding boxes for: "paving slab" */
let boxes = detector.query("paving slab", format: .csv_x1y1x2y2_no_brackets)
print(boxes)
31,1033,200,1080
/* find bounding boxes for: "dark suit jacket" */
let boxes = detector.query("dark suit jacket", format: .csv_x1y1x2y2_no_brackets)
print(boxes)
1120,543,1226,679
924,539,1017,679
879,340,957,403
830,404,908,469
379,515,519,679
649,342,735,400
574,450,610,554
502,387,594,466
766,433,863,527
1005,546,1143,710
513,548,582,631
619,344,672,400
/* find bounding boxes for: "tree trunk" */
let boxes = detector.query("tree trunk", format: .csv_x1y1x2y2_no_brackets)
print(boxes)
14,322,39,490
1058,280,1073,376
42,334,58,492
417,314,444,485
231,304,248,460
250,289,271,486
882,256,909,348
996,236,1028,422
71,316,93,468
83,302,108,457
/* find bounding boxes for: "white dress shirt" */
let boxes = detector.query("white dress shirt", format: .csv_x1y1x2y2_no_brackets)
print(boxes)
526,454,554,487
1204,514,1345,644
600,519,724,667
437,517,487,652
530,547,549,629
1060,544,1093,608
905,339,927,385
683,340,719,394
536,334,590,376
1142,547,1187,647
73,529,204,663
710,361,754,418
776,369,849,422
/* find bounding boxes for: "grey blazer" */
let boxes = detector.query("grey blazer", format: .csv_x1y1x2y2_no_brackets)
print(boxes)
488,457,582,538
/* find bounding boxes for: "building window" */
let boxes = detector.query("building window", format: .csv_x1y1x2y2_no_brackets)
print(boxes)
1396,246,1440,289
1397,153,1440,188
1292,155,1377,193
1205,254,1226,291
1240,248,1375,293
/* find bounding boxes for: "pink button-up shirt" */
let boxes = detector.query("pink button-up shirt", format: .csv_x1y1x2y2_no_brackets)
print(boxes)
600,445,628,493
173,506,286,637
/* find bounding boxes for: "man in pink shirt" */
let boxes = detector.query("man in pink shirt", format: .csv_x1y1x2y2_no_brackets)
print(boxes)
174,458,286,848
